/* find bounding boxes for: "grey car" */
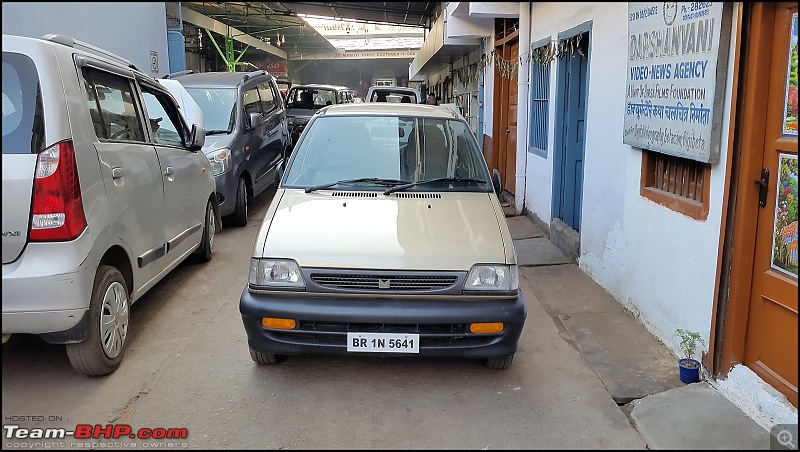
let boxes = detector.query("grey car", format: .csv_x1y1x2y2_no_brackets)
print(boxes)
168,70,290,226
285,84,354,148
2,34,217,376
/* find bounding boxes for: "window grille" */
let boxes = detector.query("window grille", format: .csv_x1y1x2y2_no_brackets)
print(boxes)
528,46,550,157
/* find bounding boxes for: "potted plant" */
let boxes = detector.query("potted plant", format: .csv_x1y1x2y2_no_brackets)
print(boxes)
676,328,704,383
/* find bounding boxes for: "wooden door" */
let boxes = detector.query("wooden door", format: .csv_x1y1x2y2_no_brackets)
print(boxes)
504,42,519,191
742,3,798,407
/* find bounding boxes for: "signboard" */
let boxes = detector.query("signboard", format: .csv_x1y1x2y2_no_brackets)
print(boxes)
332,50,418,59
623,2,731,163
150,51,158,73
252,61,288,80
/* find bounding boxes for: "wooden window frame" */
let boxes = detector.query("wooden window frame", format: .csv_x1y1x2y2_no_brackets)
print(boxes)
640,149,711,221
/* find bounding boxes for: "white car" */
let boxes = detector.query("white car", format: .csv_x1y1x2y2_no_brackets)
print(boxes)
158,78,204,129
365,85,423,103
2,34,219,375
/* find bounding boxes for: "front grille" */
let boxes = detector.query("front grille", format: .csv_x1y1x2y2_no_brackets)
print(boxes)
310,273,458,291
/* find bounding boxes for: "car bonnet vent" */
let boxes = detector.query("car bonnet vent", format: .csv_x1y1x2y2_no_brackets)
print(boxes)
393,193,442,199
331,192,378,198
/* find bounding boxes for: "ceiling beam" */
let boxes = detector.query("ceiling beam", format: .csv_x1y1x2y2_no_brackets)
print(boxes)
181,5,288,59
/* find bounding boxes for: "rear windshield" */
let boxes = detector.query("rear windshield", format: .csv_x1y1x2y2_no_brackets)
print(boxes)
2,52,44,154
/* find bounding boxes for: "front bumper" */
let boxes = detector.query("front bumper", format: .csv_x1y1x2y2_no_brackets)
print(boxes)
240,288,526,358
214,169,239,217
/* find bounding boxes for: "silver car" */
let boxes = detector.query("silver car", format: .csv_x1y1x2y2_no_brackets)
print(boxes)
2,34,219,376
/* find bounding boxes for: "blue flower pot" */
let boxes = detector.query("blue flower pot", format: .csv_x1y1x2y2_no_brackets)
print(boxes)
678,358,701,383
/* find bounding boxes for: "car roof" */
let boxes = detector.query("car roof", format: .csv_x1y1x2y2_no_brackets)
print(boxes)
317,103,459,119
168,70,273,88
368,85,417,91
290,84,350,91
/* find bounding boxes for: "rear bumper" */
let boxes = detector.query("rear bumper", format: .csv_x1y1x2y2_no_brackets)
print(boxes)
240,288,526,358
2,238,94,335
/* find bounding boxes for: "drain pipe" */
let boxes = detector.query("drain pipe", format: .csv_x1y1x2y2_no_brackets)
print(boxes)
515,1,531,215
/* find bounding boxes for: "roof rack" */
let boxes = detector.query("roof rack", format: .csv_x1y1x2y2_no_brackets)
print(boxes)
163,70,195,79
43,34,139,71
242,69,266,82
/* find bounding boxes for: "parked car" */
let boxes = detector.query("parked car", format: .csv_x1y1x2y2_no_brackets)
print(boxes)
285,84,354,147
365,85,423,104
2,33,218,376
240,103,526,369
158,78,204,129
168,70,289,227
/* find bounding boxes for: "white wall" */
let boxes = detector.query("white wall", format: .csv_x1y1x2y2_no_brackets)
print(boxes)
523,1,796,429
2,2,169,78
524,0,726,352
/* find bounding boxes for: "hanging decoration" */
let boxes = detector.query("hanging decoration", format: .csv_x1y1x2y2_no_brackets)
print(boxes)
453,33,588,85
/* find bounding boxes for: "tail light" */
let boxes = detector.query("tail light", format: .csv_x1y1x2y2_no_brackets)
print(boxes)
29,140,87,241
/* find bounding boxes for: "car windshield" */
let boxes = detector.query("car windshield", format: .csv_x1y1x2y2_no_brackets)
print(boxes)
283,115,492,193
184,88,236,134
287,88,337,109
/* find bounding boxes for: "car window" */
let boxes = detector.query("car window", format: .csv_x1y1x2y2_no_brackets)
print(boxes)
82,68,146,143
284,115,491,191
314,89,336,106
2,52,44,154
243,86,262,117
141,87,186,148
258,81,276,113
185,88,236,134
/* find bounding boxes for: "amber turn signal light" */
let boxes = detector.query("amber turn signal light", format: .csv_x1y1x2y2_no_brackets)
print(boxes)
469,322,504,334
262,317,297,330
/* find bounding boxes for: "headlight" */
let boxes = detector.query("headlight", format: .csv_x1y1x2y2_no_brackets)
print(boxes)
464,265,518,292
208,148,231,175
249,258,306,289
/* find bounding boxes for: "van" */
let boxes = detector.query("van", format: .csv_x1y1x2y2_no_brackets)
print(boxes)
2,34,218,375
168,70,290,227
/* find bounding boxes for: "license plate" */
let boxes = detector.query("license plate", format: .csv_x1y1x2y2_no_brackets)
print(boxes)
347,332,420,353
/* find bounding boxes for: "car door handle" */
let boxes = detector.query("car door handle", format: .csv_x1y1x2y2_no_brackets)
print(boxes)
112,167,124,179
164,166,174,176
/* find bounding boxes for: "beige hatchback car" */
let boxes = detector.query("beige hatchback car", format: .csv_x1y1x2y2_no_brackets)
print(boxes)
240,103,526,369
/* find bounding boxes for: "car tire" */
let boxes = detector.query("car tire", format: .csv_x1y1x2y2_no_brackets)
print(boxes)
194,199,215,262
232,177,248,227
485,355,514,370
249,348,283,365
66,265,129,376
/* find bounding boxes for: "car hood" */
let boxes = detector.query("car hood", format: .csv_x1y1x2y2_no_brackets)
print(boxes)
256,189,511,271
202,133,235,153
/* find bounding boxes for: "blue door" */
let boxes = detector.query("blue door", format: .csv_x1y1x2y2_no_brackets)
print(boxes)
553,31,589,232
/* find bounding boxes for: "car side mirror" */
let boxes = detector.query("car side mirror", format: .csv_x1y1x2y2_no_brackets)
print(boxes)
188,124,205,151
398,128,405,138
248,112,263,130
492,169,502,197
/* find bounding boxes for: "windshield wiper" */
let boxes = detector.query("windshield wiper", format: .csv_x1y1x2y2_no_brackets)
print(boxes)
383,177,488,195
205,130,230,135
304,178,406,193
